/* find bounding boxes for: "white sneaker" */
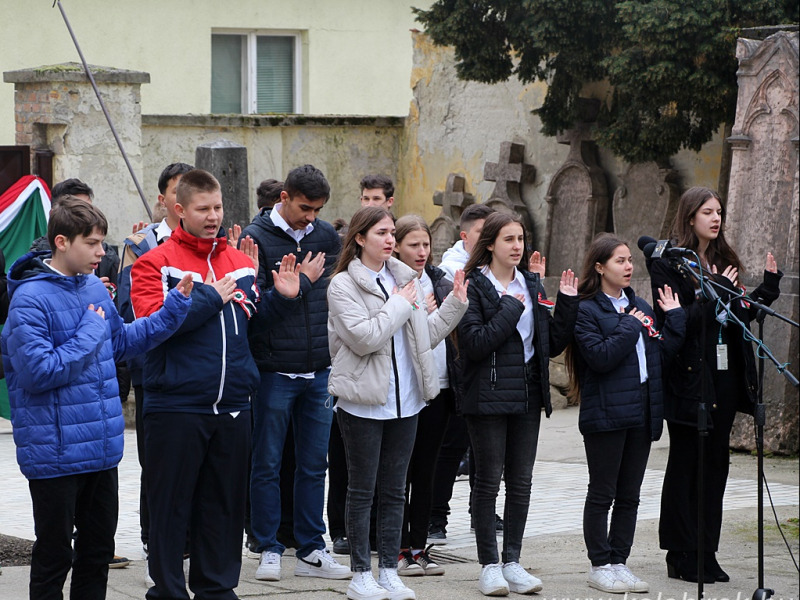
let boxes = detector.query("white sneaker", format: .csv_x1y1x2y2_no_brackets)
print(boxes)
587,564,630,593
348,571,390,600
612,563,649,592
255,550,281,581
502,562,543,594
479,563,509,596
295,548,352,580
378,568,417,600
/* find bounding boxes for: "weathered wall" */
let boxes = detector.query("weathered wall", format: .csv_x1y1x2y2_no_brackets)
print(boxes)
398,31,727,255
142,115,404,228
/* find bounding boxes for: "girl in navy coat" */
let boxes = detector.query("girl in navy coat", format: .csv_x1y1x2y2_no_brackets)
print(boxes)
566,233,685,594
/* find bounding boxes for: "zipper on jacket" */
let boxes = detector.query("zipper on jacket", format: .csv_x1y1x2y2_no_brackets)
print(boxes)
207,240,226,415
490,352,497,390
230,303,239,336
304,297,312,372
391,337,402,418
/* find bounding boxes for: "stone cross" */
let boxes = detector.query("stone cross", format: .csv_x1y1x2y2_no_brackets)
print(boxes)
483,141,535,212
430,173,475,264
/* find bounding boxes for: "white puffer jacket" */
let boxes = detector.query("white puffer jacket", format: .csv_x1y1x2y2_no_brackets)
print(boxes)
327,256,467,406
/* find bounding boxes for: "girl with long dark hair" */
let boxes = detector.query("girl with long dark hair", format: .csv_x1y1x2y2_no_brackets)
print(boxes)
649,187,781,583
565,233,685,594
458,211,579,596
327,207,468,600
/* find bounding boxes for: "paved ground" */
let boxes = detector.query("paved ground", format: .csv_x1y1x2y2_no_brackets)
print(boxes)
1,407,797,600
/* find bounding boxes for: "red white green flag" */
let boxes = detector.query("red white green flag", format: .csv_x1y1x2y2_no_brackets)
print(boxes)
0,175,51,419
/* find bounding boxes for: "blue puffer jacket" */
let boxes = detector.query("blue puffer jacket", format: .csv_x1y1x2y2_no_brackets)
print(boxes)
574,287,686,440
1,252,191,480
240,212,340,373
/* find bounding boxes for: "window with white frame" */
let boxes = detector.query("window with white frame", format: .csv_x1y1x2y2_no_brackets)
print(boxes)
211,31,302,114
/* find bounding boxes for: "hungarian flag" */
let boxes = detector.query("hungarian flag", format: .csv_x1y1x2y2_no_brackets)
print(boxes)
0,175,51,419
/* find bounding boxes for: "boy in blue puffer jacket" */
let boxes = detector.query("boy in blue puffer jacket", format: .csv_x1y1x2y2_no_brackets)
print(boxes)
1,197,193,600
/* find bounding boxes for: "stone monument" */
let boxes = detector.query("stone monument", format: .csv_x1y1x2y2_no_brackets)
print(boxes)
543,120,609,298
483,142,536,246
724,30,799,454
195,140,250,232
430,173,475,264
612,161,681,303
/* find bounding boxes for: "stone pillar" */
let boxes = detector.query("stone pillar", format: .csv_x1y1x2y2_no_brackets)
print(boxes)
725,31,799,454
195,140,250,232
3,62,150,245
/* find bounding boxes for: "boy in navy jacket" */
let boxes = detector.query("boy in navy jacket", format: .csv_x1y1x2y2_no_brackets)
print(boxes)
130,169,301,600
1,197,192,600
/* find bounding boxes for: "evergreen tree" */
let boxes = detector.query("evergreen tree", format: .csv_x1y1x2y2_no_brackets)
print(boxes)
414,0,798,162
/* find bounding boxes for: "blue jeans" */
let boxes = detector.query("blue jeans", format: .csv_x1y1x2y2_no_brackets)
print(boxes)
337,409,418,572
250,370,333,558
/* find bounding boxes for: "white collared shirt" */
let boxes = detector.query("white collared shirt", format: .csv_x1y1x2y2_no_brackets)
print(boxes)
335,263,423,420
270,202,314,244
269,203,316,379
483,266,535,362
605,292,648,384
154,219,172,243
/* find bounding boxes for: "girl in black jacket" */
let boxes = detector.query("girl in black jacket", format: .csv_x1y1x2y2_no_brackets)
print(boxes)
566,233,684,594
649,187,781,583
458,212,579,596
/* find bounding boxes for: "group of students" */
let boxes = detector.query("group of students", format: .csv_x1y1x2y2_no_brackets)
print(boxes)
0,164,781,600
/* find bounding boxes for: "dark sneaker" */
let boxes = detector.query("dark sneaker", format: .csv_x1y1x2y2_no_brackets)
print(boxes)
495,515,504,532
397,550,424,576
415,545,444,576
427,524,447,545
109,555,130,569
332,536,350,555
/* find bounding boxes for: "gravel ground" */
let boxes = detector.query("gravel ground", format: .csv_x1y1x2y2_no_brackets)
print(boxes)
0,532,33,567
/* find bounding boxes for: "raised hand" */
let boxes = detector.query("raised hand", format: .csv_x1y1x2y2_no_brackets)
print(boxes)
88,303,105,319
176,273,194,298
396,280,418,305
239,235,259,272
559,269,579,296
528,251,546,277
298,251,326,284
227,224,242,247
272,254,300,299
452,269,469,303
765,252,777,273
712,264,739,287
131,221,148,234
656,284,681,312
424,293,437,314
205,272,236,303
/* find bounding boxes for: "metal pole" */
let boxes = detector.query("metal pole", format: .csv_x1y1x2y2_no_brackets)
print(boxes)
54,0,153,220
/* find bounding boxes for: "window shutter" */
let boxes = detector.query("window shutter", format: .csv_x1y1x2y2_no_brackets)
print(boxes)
211,34,243,114
256,36,294,114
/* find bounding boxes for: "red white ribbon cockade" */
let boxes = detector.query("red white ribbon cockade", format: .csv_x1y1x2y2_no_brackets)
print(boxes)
232,289,257,319
640,314,662,339
537,292,555,310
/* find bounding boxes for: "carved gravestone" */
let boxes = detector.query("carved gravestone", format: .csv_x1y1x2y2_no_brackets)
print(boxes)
195,140,250,231
612,161,681,303
430,173,475,264
724,31,799,454
543,122,609,298
484,142,536,245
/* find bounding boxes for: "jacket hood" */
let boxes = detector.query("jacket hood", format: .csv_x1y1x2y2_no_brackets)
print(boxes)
172,223,229,256
7,251,85,298
440,241,468,264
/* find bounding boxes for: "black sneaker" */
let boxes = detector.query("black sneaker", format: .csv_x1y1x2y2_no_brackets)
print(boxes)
332,536,350,555
427,524,447,544
495,514,504,532
109,555,130,569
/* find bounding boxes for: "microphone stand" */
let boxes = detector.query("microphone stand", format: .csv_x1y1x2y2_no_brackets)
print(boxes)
676,257,799,600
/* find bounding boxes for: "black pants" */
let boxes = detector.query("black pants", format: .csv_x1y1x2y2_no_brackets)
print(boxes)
583,426,651,565
134,385,149,547
659,404,737,553
429,413,470,529
327,414,348,540
401,389,452,549
145,411,250,600
29,468,118,600
466,410,541,566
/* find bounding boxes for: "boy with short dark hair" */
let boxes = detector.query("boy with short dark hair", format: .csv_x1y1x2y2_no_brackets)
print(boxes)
359,173,395,208
131,169,302,599
1,196,192,600
438,203,495,281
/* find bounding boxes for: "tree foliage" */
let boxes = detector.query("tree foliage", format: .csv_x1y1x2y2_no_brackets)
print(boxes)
414,0,798,162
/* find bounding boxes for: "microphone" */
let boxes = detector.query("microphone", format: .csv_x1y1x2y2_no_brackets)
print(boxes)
637,236,657,252
639,237,695,259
